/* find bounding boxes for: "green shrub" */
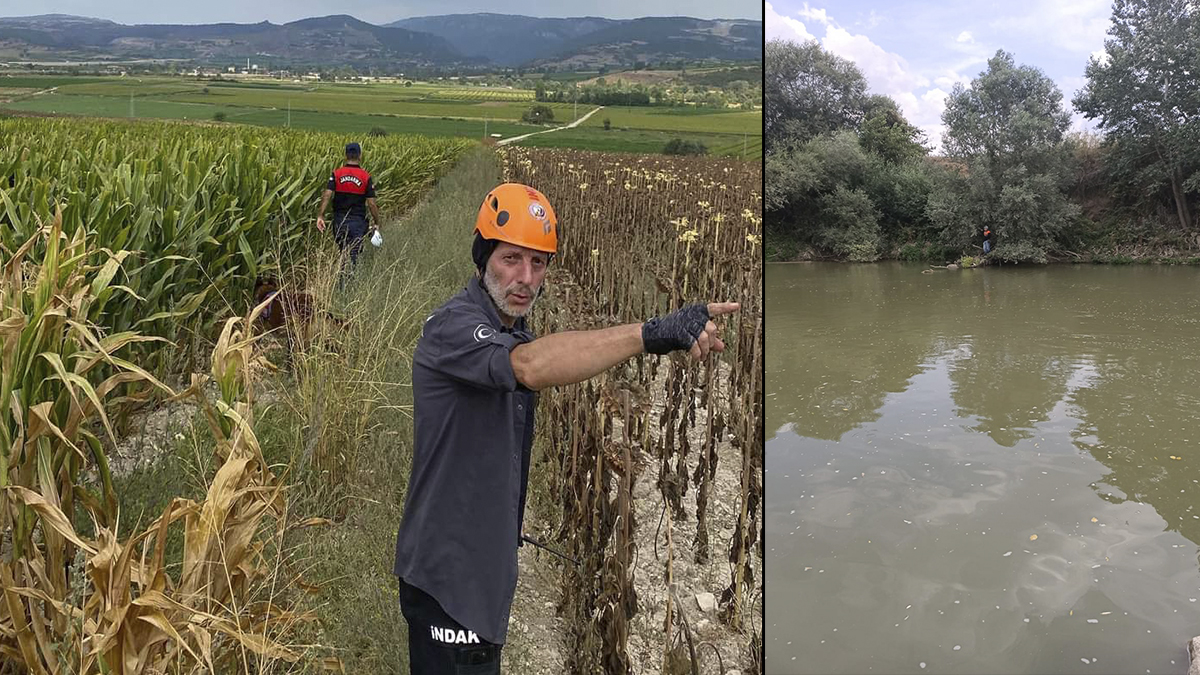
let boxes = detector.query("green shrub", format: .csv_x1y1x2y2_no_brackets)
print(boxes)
663,138,708,156
521,104,555,124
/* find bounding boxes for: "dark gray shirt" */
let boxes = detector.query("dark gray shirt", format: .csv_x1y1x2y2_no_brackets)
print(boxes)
393,277,537,645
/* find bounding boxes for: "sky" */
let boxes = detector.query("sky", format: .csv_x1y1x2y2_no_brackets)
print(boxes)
766,0,1113,151
13,0,761,24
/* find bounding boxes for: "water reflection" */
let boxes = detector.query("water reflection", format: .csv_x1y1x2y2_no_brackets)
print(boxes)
767,263,1200,674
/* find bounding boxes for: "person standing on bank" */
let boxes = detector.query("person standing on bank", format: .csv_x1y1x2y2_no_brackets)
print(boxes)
315,142,381,271
392,182,740,674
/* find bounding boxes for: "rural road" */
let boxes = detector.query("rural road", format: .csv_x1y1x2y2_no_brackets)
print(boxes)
497,105,604,146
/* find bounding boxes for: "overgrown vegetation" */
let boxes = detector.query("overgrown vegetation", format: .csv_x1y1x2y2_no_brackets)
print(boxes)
0,117,470,374
663,138,708,155
765,0,1200,263
521,104,556,124
499,146,762,673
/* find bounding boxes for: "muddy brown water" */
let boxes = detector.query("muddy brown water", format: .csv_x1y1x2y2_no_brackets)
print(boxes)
767,262,1200,674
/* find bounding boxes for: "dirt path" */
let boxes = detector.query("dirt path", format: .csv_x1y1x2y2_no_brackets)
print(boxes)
496,105,604,146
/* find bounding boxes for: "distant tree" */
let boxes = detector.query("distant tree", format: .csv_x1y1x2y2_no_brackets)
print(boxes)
521,104,555,124
1073,0,1199,230
368,126,388,137
213,112,227,122
663,138,708,156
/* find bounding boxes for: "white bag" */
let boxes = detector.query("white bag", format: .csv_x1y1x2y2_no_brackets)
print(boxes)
370,229,383,247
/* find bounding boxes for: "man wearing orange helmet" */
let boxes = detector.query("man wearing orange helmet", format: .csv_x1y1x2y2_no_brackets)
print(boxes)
392,183,738,673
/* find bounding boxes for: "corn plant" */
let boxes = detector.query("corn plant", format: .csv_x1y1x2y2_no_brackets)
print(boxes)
0,213,307,674
0,117,472,374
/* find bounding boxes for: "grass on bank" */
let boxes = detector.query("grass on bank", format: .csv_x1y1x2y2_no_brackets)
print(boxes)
106,146,534,673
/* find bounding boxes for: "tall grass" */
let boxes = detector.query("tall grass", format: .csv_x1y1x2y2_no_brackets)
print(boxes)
244,147,499,674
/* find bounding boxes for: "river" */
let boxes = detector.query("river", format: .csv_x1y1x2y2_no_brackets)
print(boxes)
766,262,1200,674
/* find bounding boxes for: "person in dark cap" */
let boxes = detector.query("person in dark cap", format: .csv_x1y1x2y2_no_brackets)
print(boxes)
392,182,739,673
315,142,381,273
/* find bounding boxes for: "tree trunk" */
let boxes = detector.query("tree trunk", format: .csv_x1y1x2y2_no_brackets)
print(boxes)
1170,166,1193,230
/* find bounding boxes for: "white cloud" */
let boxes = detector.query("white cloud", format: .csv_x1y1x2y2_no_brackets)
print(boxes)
797,3,831,25
766,1,816,42
1059,75,1087,98
990,0,1110,53
956,30,973,43
815,23,956,150
823,26,930,93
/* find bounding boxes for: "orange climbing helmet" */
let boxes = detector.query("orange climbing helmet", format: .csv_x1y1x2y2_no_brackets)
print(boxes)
473,183,558,269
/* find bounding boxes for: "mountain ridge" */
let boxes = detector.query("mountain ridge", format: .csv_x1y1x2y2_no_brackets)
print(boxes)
0,12,761,70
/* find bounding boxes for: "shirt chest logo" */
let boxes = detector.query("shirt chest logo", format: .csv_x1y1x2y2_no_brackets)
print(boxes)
473,324,495,342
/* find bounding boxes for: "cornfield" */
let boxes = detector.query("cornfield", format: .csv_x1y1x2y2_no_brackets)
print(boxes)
0,117,473,673
0,117,472,374
498,147,763,673
0,214,310,674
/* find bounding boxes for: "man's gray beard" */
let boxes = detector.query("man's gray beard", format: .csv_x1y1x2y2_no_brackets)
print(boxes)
483,266,539,319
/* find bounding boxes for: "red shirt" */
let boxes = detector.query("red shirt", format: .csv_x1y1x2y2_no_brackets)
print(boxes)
327,164,375,221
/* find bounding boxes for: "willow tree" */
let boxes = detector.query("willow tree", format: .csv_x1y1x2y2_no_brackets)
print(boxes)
1073,0,1199,231
932,50,1079,262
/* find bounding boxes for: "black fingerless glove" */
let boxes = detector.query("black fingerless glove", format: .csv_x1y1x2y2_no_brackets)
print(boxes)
642,303,709,355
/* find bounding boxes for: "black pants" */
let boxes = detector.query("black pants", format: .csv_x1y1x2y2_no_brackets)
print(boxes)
398,579,503,674
332,214,369,265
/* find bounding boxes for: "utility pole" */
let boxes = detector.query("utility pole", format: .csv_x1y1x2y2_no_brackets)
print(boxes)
742,133,747,159
129,90,134,117
484,116,488,139
287,100,291,127
574,85,578,122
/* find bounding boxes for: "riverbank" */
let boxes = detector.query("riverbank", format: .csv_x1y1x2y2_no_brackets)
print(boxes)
768,241,1200,266
767,207,1200,265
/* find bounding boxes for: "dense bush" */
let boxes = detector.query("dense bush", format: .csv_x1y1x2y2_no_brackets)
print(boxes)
521,104,555,124
663,138,708,155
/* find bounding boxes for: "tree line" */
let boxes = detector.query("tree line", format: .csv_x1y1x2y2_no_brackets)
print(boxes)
765,0,1200,263
535,79,761,109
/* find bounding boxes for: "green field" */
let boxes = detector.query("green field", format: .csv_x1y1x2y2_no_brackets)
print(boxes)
584,105,761,135
515,126,762,159
0,93,537,138
0,75,762,155
0,75,112,88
